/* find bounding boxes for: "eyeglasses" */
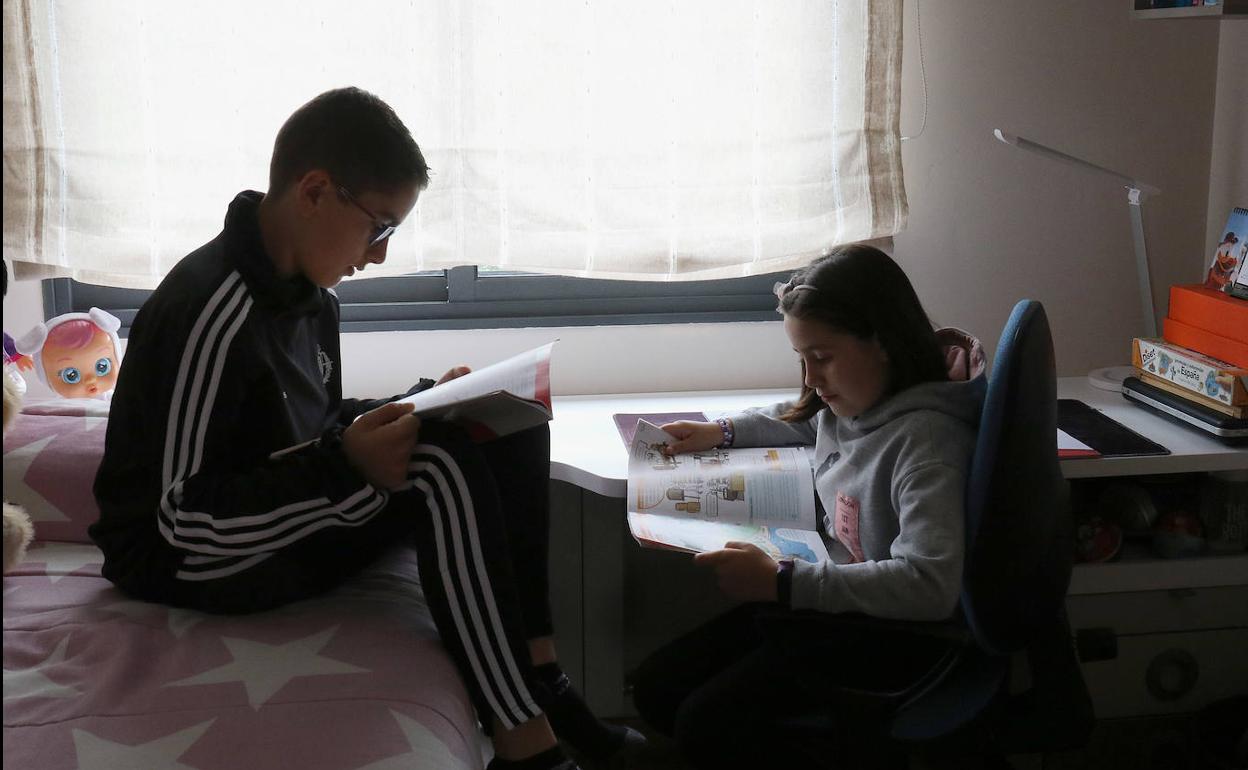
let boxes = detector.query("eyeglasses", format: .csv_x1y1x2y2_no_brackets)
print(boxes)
337,185,398,247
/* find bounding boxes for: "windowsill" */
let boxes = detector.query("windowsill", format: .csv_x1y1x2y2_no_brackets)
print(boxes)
338,320,797,399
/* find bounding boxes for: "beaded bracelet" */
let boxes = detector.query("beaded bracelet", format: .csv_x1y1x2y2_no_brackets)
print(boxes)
715,417,735,448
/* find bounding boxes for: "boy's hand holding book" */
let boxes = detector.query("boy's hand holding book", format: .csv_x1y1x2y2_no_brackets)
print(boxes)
344,401,423,491
435,365,472,385
393,343,554,443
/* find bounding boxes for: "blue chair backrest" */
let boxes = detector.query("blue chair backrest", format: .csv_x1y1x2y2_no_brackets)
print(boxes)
961,300,1071,656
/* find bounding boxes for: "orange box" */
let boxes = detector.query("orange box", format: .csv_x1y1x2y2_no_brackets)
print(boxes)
1168,284,1248,345
1163,316,1248,369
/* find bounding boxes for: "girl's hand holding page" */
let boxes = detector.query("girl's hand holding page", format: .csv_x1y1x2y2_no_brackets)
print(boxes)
659,420,724,455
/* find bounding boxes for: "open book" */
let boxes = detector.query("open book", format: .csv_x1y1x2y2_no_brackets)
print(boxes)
394,342,554,442
625,420,830,563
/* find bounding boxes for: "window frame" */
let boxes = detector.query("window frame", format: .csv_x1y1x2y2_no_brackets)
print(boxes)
43,266,787,334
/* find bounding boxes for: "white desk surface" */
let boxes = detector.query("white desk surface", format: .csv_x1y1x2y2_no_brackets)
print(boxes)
549,377,1247,498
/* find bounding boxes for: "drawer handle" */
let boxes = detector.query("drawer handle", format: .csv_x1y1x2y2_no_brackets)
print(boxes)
1145,648,1199,702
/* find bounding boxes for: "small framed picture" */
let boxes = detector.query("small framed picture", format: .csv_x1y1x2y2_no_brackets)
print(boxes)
1206,207,1248,298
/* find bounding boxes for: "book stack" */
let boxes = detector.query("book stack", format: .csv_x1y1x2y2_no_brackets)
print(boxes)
1122,206,1248,439
1132,335,1248,421
1130,276,1248,422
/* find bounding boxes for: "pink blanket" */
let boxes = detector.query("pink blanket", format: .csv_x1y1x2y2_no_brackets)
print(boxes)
4,406,485,769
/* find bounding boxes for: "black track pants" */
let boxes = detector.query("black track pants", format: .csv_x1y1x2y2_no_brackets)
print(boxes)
156,422,555,730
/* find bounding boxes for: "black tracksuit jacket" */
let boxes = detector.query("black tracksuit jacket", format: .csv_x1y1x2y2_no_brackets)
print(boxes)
90,191,428,587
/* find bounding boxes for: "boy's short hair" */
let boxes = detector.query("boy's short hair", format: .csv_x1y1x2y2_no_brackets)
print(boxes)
269,87,430,197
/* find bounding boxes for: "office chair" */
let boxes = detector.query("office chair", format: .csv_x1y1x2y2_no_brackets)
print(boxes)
777,299,1094,767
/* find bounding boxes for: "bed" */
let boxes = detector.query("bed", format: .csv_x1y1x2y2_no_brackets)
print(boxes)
3,399,486,769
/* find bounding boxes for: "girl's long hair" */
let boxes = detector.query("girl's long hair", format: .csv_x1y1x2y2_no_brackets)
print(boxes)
779,245,949,423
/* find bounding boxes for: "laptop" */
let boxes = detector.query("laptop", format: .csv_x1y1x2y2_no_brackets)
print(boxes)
1121,376,1248,443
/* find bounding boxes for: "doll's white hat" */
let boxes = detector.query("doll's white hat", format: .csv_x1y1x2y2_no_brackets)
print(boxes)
14,307,123,389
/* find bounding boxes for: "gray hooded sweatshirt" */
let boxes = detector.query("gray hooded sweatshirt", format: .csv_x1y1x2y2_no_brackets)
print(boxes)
728,328,987,621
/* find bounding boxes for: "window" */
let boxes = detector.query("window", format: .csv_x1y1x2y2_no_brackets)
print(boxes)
8,1,905,327
45,266,789,334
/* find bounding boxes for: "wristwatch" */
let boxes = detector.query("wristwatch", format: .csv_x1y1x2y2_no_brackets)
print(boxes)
776,559,795,606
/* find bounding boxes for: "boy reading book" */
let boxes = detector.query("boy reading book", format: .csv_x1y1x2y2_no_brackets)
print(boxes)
89,87,636,770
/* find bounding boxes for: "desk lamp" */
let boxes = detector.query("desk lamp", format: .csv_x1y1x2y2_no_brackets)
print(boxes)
994,129,1160,390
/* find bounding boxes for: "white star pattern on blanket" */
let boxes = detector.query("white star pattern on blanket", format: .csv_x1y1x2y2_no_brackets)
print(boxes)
3,636,82,701
98,599,205,639
3,434,67,522
71,720,215,770
165,626,369,708
355,711,478,770
23,541,103,583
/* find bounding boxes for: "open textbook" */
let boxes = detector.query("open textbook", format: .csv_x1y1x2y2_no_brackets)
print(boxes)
394,342,554,441
626,420,830,563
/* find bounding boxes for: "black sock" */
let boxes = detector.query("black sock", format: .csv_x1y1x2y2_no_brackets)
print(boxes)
486,745,577,770
531,663,645,760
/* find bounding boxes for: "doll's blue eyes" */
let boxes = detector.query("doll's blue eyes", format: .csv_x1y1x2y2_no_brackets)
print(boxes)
56,359,111,385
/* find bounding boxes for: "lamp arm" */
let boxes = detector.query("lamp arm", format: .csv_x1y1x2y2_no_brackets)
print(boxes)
1127,191,1158,338
994,129,1160,197
995,128,1160,338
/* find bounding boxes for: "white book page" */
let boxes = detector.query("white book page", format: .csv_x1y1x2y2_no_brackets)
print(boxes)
396,342,553,414
627,420,817,529
1057,429,1096,454
627,513,831,562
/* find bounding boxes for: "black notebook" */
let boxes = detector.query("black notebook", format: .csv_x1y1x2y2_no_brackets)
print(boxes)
1057,399,1170,458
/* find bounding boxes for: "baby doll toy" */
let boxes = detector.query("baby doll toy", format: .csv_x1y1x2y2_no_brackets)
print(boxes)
15,307,123,400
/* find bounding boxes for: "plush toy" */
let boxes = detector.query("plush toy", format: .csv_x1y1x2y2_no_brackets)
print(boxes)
3,261,35,572
4,330,32,397
3,335,35,573
15,307,122,399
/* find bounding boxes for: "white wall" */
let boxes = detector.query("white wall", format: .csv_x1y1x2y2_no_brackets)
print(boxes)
1205,20,1248,256
893,1,1224,380
5,3,1242,400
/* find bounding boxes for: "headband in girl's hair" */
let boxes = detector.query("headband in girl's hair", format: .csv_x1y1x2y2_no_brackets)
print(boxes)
14,308,123,399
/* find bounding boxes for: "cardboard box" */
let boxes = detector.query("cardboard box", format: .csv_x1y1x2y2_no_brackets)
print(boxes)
1168,284,1248,346
1162,317,1248,370
1133,337,1248,406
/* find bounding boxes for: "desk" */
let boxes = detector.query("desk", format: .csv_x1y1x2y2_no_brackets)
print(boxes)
544,378,1248,717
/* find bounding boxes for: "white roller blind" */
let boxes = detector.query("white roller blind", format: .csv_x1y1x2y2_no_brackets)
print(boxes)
4,0,906,288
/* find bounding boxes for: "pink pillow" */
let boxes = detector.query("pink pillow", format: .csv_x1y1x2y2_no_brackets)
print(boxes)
4,403,108,543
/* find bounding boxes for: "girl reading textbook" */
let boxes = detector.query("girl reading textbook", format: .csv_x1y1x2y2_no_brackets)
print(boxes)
631,245,987,769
